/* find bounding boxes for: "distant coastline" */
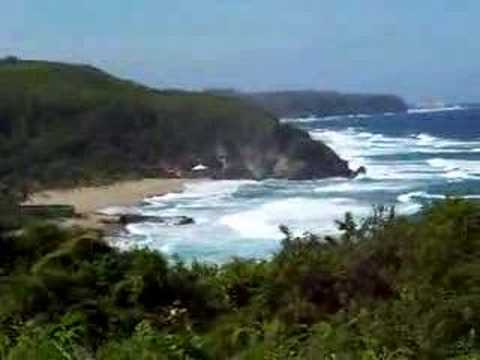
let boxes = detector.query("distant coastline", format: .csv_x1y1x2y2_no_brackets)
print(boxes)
206,89,408,118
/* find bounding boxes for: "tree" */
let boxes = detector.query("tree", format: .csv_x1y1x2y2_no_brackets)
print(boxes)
0,56,20,64
0,184,21,231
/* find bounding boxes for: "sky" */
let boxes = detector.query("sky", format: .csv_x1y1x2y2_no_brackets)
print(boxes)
2,0,479,103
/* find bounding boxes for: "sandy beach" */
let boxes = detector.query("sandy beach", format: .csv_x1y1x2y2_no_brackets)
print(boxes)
25,178,188,230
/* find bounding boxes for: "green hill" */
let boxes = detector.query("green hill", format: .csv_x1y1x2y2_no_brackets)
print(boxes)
0,58,352,188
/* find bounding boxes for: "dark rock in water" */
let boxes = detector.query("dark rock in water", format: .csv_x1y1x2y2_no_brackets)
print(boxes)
278,132,354,180
352,166,367,178
118,214,194,226
176,216,195,225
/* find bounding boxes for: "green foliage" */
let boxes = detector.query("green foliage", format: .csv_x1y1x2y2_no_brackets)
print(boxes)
4,312,91,360
1,199,480,358
97,320,208,360
0,188,21,232
19,205,76,220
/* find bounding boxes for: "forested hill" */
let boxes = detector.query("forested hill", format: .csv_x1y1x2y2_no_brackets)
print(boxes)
0,58,352,188
207,90,407,118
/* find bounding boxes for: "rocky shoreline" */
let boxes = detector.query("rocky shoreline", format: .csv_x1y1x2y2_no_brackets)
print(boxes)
24,161,365,234
24,179,190,231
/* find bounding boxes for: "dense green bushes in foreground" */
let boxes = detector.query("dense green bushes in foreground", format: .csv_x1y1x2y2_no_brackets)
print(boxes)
1,199,480,359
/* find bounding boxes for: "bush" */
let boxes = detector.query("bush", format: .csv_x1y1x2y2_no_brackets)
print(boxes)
0,199,480,358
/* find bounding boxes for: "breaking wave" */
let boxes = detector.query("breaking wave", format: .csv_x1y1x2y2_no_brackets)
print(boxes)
407,105,466,114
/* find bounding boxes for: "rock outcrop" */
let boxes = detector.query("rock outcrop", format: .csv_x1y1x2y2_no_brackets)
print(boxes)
100,214,195,226
119,214,194,226
186,123,353,180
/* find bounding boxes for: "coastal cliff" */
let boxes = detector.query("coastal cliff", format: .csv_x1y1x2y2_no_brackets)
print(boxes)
0,58,352,187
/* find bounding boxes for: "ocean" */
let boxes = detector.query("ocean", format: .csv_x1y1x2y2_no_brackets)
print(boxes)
109,106,480,263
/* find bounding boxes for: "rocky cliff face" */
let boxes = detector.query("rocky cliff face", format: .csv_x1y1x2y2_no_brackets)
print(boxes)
187,124,353,180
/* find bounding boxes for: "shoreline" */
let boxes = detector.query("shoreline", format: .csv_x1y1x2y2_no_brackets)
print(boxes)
25,178,190,230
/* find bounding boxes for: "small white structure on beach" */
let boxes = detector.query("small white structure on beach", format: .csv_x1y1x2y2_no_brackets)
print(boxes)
192,163,208,171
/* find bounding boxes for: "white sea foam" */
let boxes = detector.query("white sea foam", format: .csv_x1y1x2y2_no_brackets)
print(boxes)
426,158,480,180
398,191,480,203
415,133,437,145
149,180,256,202
398,191,431,203
347,113,372,119
314,127,480,154
282,113,374,123
426,158,458,171
442,170,473,181
407,105,466,114
280,115,318,123
398,202,423,214
283,106,466,124
311,127,480,182
143,180,257,211
314,181,410,193
310,128,369,169
219,197,372,239
97,206,140,216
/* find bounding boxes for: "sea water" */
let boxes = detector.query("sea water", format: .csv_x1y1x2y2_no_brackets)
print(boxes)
110,106,480,262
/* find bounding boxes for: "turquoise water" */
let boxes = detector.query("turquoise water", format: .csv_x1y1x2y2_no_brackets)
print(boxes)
109,106,480,262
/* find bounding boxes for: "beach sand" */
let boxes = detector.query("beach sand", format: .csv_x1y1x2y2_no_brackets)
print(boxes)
25,178,188,230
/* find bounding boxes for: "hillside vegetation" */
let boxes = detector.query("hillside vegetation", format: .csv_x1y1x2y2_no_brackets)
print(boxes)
0,58,351,189
1,187,480,358
208,89,407,118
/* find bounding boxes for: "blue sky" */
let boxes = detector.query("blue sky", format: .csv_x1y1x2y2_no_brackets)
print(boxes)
2,0,479,102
